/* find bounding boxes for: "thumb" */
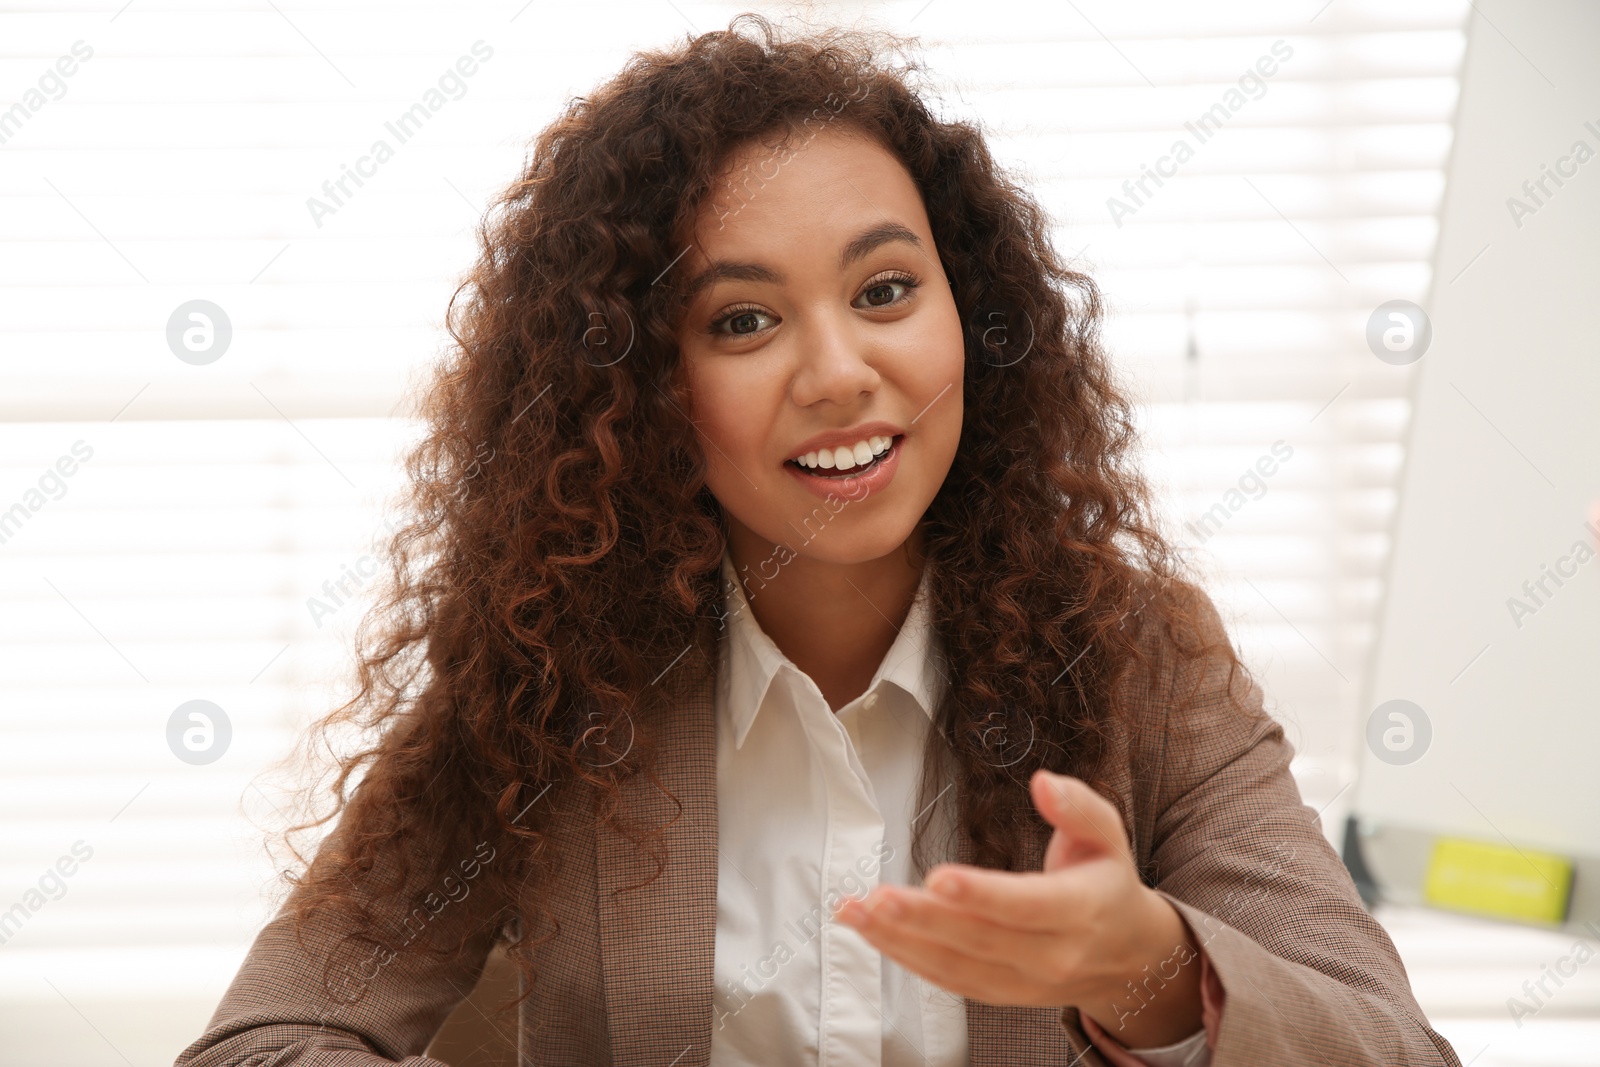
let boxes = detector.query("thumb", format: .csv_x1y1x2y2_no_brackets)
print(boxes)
1030,770,1127,871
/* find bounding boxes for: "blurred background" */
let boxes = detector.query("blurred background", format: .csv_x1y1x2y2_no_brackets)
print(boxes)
1,0,1596,1064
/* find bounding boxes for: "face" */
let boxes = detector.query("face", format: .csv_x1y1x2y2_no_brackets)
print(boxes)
672,124,965,568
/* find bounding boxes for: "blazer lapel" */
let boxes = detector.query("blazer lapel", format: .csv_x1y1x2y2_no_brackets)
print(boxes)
593,629,1077,1066
595,636,722,1067
960,806,1088,1065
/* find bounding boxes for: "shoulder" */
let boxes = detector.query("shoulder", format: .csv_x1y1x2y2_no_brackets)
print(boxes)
1110,570,1281,818
1115,569,1247,709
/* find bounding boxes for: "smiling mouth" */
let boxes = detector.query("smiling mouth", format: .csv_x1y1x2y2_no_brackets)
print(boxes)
785,435,901,478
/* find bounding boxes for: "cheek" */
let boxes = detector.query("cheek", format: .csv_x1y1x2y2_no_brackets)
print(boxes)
903,288,964,375
908,306,966,435
926,333,964,394
682,360,773,480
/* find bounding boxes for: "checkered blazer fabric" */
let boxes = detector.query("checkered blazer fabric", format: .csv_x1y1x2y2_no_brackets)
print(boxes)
173,581,1463,1067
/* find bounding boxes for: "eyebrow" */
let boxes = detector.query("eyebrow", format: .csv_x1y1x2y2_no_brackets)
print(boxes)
681,222,924,300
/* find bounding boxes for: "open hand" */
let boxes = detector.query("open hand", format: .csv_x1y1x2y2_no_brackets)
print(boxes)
832,769,1203,1046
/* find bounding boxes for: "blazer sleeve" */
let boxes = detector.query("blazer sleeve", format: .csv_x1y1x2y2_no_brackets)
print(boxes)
172,803,505,1067
1060,583,1463,1067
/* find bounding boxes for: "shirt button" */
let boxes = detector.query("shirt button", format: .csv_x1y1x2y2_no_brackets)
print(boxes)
862,690,880,710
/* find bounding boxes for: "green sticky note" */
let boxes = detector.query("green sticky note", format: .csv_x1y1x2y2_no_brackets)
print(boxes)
1423,836,1573,925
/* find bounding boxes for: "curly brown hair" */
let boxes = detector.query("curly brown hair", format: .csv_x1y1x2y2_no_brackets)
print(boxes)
269,10,1239,1022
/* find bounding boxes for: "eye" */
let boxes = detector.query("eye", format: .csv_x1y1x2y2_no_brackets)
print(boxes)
708,303,776,337
853,270,921,310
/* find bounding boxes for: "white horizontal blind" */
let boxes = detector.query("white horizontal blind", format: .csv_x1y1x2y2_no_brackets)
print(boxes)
0,2,1467,1064
919,2,1468,828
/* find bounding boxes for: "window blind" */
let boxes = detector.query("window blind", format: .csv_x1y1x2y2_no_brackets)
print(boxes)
0,2,1472,1062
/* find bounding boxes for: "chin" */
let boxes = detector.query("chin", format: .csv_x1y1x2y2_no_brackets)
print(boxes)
759,512,921,567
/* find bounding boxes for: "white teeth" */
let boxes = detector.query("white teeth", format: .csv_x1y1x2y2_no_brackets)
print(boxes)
792,434,895,471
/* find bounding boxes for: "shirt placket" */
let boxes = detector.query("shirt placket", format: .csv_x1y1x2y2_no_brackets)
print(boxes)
801,681,888,1067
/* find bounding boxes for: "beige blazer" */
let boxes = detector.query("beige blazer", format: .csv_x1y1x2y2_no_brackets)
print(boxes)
174,587,1463,1066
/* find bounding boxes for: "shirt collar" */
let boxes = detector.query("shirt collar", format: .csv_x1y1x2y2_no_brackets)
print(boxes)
717,549,945,750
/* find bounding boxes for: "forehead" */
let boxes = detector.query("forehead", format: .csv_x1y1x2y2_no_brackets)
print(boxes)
686,124,928,259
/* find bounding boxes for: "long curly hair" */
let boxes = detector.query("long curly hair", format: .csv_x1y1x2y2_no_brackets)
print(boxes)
270,11,1240,1021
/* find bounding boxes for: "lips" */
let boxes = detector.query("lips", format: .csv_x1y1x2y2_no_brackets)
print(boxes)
782,433,903,501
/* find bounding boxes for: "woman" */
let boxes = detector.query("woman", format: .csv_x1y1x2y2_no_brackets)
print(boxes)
175,14,1461,1067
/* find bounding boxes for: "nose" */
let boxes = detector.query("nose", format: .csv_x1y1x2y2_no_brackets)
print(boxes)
790,304,879,407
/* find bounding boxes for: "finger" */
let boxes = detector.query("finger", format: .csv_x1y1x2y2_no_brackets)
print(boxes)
918,860,1116,933
835,885,1053,969
1030,771,1130,867
837,898,1048,1005
842,883,1104,986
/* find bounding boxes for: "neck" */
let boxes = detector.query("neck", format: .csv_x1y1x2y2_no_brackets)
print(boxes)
726,524,927,712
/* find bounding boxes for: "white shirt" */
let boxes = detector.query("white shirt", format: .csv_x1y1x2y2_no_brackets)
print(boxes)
708,551,1211,1067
